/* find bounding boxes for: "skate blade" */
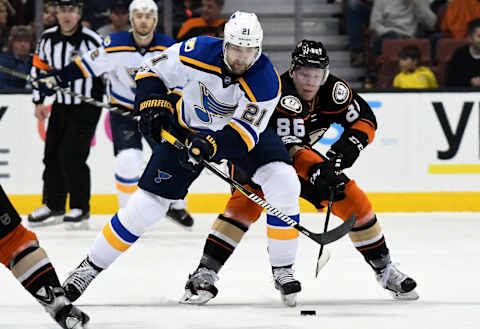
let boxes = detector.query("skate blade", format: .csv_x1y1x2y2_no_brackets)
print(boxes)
65,220,89,231
391,289,419,301
165,216,194,231
281,292,298,307
66,317,88,329
28,215,64,228
179,290,214,305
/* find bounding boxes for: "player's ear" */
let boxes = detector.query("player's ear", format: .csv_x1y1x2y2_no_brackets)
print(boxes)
289,69,294,78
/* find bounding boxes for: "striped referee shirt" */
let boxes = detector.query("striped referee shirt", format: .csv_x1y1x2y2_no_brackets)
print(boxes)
31,25,104,105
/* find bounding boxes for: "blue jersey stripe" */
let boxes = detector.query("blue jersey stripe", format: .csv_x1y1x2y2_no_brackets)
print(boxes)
111,90,134,105
232,118,259,144
81,58,95,77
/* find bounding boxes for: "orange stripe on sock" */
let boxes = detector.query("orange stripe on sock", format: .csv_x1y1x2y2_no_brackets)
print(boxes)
358,239,385,252
207,237,233,252
24,266,53,288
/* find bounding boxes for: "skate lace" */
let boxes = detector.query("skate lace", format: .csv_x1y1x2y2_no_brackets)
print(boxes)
67,265,98,293
273,268,296,285
31,206,51,217
378,263,406,289
191,267,219,286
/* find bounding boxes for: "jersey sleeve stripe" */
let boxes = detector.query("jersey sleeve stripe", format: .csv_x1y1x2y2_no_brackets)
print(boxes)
351,120,376,143
176,97,195,131
179,55,222,74
149,45,168,51
73,58,90,78
104,46,137,53
232,118,259,144
135,72,158,80
110,97,134,109
238,78,257,102
228,121,255,151
32,54,51,71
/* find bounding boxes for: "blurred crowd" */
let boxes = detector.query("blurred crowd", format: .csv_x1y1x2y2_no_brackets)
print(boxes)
341,0,480,88
0,0,479,90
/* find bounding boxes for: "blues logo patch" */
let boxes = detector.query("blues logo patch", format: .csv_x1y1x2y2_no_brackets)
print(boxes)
154,170,172,183
194,83,237,123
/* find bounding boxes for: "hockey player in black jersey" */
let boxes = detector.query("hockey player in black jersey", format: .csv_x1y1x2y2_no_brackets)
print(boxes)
0,185,89,329
181,40,418,306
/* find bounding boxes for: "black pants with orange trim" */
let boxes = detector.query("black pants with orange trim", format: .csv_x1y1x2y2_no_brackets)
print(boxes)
0,184,22,239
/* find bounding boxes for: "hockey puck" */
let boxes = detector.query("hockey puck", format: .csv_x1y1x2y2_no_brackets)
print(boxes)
300,310,316,316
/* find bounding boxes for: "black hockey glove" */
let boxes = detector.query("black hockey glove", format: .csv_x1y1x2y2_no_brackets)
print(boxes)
137,94,174,143
327,129,369,170
186,133,217,165
308,161,346,201
32,69,68,96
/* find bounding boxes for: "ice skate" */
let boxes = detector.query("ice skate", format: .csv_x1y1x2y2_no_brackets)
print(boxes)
180,267,218,305
272,265,301,307
166,206,194,229
37,286,90,329
28,205,65,227
64,209,89,231
376,263,418,300
63,257,102,302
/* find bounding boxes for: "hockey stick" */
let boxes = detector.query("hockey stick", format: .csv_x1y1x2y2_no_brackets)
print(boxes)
0,64,133,117
315,188,334,277
160,129,356,245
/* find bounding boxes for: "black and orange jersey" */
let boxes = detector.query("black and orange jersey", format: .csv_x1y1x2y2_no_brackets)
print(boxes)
270,71,377,150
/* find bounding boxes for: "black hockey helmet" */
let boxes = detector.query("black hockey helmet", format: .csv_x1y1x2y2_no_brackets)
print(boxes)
56,0,84,7
290,39,329,72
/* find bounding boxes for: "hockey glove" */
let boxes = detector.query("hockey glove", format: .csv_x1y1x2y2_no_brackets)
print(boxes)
137,94,174,143
308,161,346,201
327,129,369,170
186,133,217,165
32,69,68,97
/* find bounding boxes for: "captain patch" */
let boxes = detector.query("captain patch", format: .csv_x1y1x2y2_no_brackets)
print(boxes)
280,95,302,113
332,81,350,104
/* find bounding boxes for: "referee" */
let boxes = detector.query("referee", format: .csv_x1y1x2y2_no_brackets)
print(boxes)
28,0,104,229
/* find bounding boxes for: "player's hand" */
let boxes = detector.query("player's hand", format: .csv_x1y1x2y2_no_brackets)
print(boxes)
32,70,66,96
34,104,50,120
308,161,346,201
186,133,217,165
327,129,368,169
137,94,174,143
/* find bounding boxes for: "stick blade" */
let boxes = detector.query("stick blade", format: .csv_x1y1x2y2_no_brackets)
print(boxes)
312,213,356,245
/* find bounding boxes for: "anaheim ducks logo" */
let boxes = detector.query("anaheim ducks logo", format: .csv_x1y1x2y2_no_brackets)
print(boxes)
280,95,302,113
194,82,237,123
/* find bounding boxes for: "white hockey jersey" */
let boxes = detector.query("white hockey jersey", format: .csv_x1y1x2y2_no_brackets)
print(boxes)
74,31,175,109
136,36,281,151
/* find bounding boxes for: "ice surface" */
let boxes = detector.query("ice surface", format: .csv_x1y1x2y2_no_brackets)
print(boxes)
1,213,479,329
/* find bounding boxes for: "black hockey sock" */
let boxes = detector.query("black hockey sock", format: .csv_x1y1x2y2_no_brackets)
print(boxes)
9,246,63,302
199,215,248,273
348,215,390,272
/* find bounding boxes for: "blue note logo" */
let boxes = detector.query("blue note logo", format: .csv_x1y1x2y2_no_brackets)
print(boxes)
194,83,237,123
154,170,172,183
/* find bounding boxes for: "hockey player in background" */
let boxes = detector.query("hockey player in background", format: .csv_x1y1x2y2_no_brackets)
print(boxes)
0,185,89,329
33,0,195,228
61,11,305,304
181,40,418,306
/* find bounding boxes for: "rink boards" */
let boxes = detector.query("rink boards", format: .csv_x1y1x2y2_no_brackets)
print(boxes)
0,91,479,213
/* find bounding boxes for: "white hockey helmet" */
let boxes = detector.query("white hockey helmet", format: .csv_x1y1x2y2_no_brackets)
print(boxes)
223,11,264,70
129,0,158,37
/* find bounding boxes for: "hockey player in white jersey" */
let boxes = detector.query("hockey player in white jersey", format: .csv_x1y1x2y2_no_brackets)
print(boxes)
37,0,194,227
62,11,304,305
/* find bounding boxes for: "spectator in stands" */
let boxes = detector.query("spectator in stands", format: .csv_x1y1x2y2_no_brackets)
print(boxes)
176,0,226,41
82,0,114,30
369,0,437,56
346,0,373,67
43,1,58,29
184,0,202,17
393,45,438,88
97,0,130,38
445,18,480,88
0,1,9,52
441,0,480,39
0,25,34,89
